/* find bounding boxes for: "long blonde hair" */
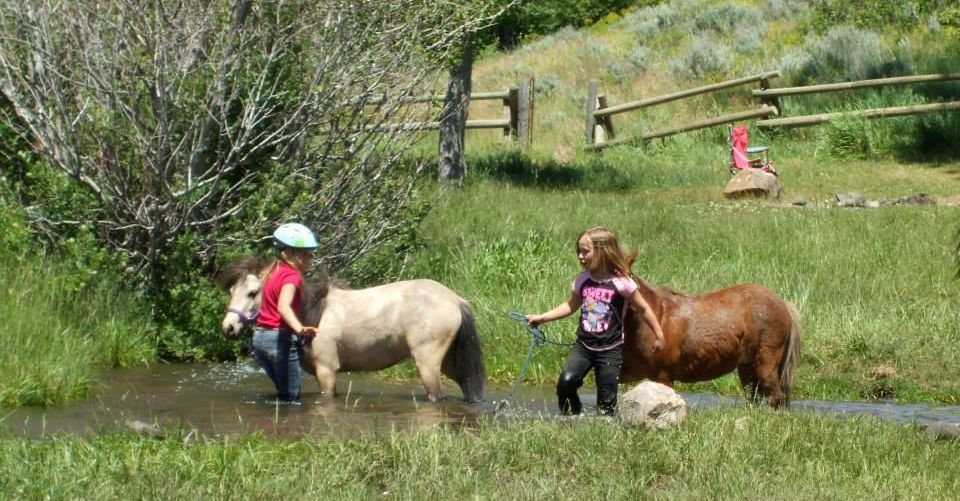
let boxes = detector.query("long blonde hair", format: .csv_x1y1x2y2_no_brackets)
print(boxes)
257,248,303,283
577,226,632,277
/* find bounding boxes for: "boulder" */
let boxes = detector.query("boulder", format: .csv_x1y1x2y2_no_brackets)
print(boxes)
125,419,164,439
724,169,781,199
617,381,687,429
923,422,960,440
836,192,866,207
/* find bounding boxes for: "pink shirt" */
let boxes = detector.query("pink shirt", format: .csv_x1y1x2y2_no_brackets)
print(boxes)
257,261,303,330
571,271,638,350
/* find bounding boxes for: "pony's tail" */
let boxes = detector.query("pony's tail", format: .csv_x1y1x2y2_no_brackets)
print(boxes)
443,303,486,403
779,302,803,405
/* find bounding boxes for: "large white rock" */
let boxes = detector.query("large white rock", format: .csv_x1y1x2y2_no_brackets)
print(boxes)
617,381,687,429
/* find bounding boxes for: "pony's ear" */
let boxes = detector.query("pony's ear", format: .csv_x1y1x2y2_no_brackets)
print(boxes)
626,249,637,270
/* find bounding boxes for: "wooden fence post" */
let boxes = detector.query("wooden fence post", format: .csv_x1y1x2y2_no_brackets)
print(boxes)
503,90,514,138
508,86,520,140
759,77,781,115
516,79,531,147
597,94,615,141
586,80,598,145
528,77,535,147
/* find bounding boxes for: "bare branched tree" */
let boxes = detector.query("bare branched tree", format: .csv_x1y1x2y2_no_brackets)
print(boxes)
0,0,485,289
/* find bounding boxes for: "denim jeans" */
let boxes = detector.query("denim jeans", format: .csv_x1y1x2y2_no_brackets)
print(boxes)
556,342,624,415
252,328,301,402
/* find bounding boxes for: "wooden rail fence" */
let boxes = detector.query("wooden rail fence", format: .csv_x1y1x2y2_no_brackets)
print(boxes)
585,71,780,150
365,79,534,146
584,71,960,151
754,73,960,129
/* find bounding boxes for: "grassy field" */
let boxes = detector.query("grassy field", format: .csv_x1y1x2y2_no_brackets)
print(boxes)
2,408,958,499
383,0,960,404
0,253,155,406
381,132,960,405
1,0,959,498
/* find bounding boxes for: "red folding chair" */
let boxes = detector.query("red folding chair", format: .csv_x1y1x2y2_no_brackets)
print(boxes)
730,124,777,176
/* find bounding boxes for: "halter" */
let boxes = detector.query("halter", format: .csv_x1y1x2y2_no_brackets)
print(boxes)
227,307,260,324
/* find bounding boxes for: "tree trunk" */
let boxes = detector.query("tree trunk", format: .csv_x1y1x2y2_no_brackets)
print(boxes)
438,41,473,183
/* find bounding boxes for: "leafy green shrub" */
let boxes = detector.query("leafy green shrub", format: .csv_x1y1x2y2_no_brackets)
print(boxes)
780,26,906,85
765,0,810,19
0,190,30,258
534,73,563,97
824,115,878,159
627,46,652,72
602,60,633,83
734,31,764,56
670,35,732,79
625,2,680,38
693,4,763,35
894,111,960,160
809,0,946,32
496,0,656,48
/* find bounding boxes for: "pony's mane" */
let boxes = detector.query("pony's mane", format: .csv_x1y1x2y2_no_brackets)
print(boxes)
215,255,272,290
625,250,685,297
215,254,348,292
633,275,686,297
301,277,352,326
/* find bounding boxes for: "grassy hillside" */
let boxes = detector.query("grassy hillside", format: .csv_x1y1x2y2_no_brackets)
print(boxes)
464,0,960,160
389,0,960,404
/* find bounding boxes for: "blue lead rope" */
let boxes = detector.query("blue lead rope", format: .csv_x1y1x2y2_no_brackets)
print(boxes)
495,311,575,412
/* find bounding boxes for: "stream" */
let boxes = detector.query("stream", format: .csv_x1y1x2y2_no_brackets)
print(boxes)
2,362,958,438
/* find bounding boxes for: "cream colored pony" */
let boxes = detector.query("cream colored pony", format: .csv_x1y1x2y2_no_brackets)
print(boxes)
217,256,485,403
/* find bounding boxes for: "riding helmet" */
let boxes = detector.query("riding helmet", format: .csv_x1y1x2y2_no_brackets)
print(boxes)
272,223,319,249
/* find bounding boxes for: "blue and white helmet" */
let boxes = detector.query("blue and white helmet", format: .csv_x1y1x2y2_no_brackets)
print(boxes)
272,223,318,249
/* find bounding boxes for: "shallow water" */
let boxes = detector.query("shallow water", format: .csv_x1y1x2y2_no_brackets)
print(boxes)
1,362,958,438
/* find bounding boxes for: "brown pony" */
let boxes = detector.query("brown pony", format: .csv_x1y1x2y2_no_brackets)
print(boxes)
621,276,802,408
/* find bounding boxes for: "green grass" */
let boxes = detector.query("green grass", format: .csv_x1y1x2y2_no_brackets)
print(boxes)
0,2,959,498
2,408,957,499
395,142,960,404
0,253,155,406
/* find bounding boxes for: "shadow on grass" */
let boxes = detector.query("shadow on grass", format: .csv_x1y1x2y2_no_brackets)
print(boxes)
467,149,636,190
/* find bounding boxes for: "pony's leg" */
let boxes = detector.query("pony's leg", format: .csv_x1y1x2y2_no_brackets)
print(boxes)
312,364,338,398
654,371,674,388
411,345,447,402
753,358,787,408
737,365,762,404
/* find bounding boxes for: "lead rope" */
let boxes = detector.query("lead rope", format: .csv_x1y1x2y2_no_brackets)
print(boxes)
494,311,575,412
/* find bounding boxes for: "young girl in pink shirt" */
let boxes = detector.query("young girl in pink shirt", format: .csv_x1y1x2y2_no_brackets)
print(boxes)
527,226,665,415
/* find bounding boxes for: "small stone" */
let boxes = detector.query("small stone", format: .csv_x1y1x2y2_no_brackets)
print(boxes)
734,416,751,432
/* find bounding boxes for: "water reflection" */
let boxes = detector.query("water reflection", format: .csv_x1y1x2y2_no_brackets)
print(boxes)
1,362,958,438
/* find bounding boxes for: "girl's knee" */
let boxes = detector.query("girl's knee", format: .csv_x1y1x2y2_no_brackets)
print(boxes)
556,371,583,393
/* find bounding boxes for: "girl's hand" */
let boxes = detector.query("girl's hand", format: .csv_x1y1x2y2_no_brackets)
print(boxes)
299,326,318,337
653,336,664,351
526,314,544,327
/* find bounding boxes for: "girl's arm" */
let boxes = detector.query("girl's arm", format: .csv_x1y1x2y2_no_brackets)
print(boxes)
629,289,665,350
277,283,318,336
527,292,582,327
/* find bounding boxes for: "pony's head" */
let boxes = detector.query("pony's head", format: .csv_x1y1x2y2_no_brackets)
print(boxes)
215,255,271,339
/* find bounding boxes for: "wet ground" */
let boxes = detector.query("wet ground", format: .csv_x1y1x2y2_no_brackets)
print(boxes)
1,362,958,438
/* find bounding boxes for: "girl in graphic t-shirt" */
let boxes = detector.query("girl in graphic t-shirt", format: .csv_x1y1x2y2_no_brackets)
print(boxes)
526,226,665,415
253,223,320,402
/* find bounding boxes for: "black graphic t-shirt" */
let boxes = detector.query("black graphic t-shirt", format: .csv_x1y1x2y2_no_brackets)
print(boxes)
572,272,638,351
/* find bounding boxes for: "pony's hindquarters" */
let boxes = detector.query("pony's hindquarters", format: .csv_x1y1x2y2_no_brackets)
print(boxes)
778,302,803,405
441,303,486,403
749,297,802,408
